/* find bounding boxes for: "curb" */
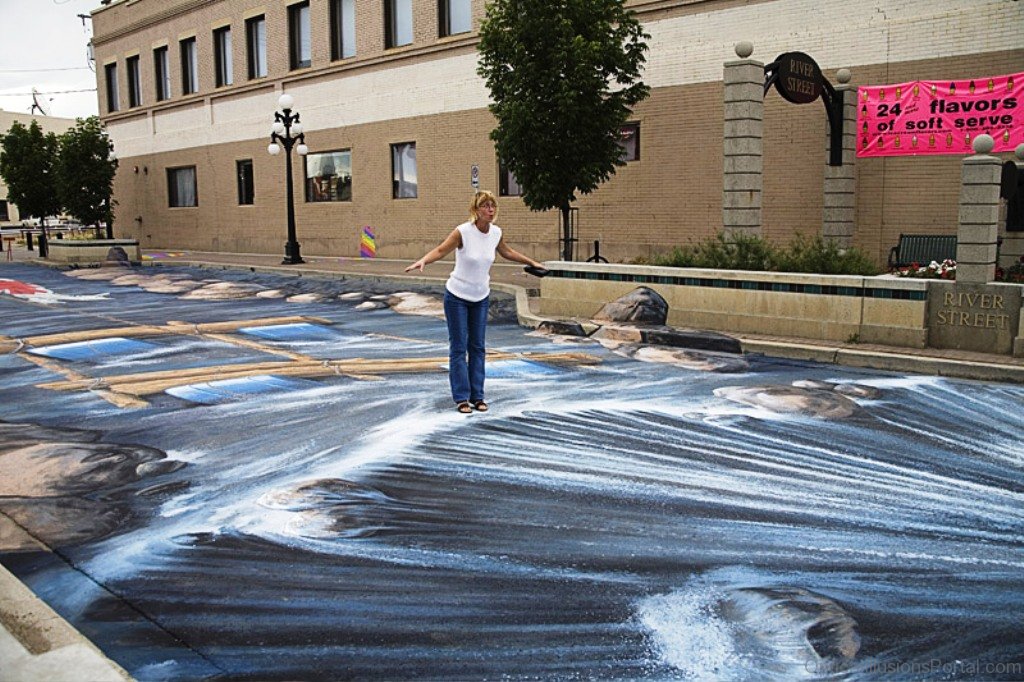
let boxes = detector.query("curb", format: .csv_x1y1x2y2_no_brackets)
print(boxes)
0,563,132,682
739,338,1024,383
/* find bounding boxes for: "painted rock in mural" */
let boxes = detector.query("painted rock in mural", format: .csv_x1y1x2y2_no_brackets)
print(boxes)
592,286,669,325
387,292,444,317
714,385,861,419
0,422,184,546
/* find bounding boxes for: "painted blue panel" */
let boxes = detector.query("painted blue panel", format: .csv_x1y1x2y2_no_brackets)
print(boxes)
238,322,340,341
29,337,158,361
485,359,562,378
165,374,318,404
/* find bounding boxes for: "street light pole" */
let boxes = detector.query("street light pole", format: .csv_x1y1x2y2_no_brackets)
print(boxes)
268,93,308,265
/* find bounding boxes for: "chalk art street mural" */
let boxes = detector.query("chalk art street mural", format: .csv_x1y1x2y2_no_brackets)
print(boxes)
1,263,1022,681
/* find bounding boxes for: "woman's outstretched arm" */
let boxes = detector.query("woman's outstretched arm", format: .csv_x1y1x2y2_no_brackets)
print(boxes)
405,228,462,272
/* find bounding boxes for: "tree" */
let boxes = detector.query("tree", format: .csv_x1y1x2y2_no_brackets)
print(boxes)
0,120,61,228
56,116,118,238
477,0,650,260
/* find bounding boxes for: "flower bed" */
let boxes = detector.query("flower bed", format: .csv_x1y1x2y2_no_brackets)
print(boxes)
996,258,1024,284
893,259,957,279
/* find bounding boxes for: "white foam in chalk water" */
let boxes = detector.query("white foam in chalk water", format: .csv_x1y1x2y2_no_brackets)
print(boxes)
238,322,342,341
166,374,318,404
29,336,158,361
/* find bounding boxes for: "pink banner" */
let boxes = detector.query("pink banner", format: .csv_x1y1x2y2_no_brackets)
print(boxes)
856,72,1022,157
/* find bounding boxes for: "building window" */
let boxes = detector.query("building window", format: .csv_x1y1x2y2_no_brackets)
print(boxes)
168,166,198,207
384,0,413,49
126,56,141,108
214,26,233,87
330,0,356,60
236,160,254,205
618,122,640,162
154,46,170,101
180,37,198,95
498,163,522,197
246,15,267,79
391,142,417,198
288,2,311,70
0,200,9,222
104,62,119,112
305,150,352,202
438,0,471,37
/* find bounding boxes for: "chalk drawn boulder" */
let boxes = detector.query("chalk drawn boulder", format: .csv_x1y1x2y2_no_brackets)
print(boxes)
714,385,860,419
592,287,668,325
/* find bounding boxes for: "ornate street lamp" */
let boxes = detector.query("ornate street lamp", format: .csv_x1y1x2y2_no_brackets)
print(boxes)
268,93,308,265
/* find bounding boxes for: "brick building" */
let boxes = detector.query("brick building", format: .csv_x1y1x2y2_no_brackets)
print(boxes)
91,0,1023,264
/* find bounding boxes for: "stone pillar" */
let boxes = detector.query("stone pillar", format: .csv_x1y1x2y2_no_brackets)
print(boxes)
956,134,1002,283
723,41,764,238
998,143,1024,268
822,69,856,247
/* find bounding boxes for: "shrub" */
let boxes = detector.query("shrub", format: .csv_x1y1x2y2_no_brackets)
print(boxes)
776,234,879,275
654,233,773,270
652,233,881,276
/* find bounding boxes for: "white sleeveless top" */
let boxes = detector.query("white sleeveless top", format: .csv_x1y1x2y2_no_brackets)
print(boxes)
445,221,502,302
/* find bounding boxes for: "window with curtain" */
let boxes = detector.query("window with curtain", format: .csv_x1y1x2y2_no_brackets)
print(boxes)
289,2,311,69
168,166,198,207
214,26,233,87
126,56,141,107
438,0,471,37
246,15,267,79
618,122,640,162
236,160,254,205
384,0,413,49
330,0,356,60
154,46,170,101
104,62,119,112
391,142,417,198
498,163,522,197
180,37,198,95
305,150,352,202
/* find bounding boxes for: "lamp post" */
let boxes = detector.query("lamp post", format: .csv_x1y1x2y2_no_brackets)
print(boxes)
268,93,308,264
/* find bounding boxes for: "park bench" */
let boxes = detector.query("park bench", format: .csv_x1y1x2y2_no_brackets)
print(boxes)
887,234,958,270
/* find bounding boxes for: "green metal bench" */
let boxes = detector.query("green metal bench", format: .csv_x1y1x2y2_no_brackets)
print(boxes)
887,234,958,269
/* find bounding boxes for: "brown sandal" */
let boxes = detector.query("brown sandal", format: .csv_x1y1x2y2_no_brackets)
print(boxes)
456,401,473,414
472,400,489,412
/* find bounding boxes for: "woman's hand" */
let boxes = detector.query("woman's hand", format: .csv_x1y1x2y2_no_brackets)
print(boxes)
405,259,426,273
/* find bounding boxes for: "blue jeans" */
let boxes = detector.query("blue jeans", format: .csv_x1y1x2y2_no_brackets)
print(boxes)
443,289,489,403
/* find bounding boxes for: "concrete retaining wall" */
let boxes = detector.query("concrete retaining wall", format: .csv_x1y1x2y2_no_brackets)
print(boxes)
540,262,933,348
540,262,1024,355
46,240,141,264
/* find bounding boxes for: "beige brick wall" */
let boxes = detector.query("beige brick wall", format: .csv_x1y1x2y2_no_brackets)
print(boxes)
93,0,1024,264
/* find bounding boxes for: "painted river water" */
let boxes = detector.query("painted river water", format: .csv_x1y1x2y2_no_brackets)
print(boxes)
1,264,1022,680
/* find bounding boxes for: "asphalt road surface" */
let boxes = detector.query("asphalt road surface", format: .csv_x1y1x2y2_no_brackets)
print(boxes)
1,264,1022,681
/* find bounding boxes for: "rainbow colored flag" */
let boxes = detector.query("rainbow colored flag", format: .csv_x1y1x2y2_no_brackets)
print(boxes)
360,226,376,258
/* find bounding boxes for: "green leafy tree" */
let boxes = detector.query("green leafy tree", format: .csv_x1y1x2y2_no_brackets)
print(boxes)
0,120,61,227
477,0,650,260
56,116,118,237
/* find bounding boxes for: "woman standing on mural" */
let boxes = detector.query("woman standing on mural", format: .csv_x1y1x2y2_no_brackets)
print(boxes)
406,190,545,414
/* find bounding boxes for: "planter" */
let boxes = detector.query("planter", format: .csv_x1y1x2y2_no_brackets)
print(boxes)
538,262,919,349
540,262,1024,355
45,239,141,265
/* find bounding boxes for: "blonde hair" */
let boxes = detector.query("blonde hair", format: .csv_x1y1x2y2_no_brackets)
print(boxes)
469,190,498,221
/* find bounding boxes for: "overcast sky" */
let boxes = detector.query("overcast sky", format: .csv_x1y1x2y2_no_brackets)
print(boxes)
0,0,102,120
